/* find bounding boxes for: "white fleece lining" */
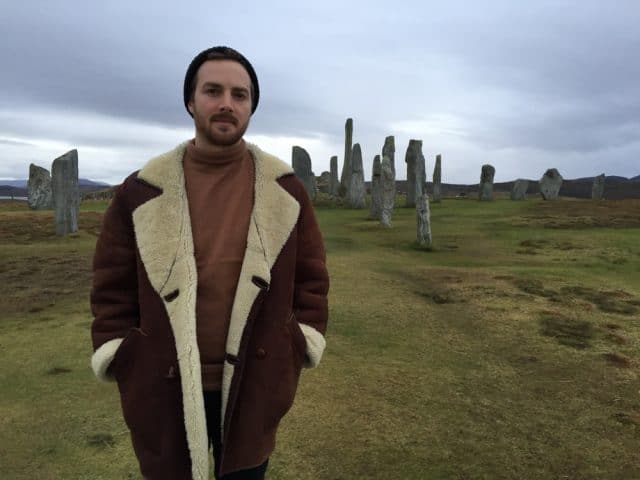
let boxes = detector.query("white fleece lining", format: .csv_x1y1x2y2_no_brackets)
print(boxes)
221,144,300,434
91,337,123,382
298,323,326,368
223,219,270,359
134,143,208,480
131,143,188,295
130,141,300,479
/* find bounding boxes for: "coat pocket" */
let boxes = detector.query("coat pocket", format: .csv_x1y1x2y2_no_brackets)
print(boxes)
115,328,168,457
112,327,145,384
287,312,307,367
263,313,305,433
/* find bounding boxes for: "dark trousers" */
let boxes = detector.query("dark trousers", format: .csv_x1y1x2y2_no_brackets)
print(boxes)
203,390,269,480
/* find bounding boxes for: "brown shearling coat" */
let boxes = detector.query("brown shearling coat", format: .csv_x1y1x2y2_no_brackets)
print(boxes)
90,142,329,479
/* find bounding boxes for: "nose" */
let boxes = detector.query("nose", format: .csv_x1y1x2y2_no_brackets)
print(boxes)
219,91,234,112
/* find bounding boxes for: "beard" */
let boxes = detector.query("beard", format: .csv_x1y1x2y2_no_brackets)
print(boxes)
193,111,250,147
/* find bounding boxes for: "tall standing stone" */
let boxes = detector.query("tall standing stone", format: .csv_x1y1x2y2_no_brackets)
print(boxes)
382,136,395,175
416,193,432,247
339,118,353,197
479,164,495,201
292,146,316,200
28,163,53,210
511,179,529,200
380,155,395,228
432,154,442,203
329,156,339,196
370,155,382,219
348,144,366,209
382,136,396,201
415,146,426,204
317,171,331,194
539,168,563,200
51,149,79,236
405,140,426,207
592,174,605,200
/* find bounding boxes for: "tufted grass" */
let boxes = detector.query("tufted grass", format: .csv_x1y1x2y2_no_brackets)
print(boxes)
1,196,639,479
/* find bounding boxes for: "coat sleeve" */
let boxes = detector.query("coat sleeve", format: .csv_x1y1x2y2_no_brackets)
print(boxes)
292,181,329,369
90,181,140,382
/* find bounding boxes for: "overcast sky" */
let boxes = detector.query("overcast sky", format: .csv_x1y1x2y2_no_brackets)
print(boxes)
1,0,639,185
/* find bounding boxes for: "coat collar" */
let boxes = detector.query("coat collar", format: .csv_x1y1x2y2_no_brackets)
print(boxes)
132,141,297,297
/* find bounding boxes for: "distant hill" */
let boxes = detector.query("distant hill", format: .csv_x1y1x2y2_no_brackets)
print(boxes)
605,175,633,183
367,175,640,200
487,178,640,200
0,178,110,188
0,179,27,188
4,175,640,200
0,178,111,198
572,175,636,183
0,186,28,197
79,178,110,187
0,178,109,189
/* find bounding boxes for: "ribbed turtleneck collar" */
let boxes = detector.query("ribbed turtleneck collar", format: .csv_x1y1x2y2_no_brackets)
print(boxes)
185,139,247,167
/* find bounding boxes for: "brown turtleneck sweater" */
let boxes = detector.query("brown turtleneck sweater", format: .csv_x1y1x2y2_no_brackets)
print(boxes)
183,139,254,391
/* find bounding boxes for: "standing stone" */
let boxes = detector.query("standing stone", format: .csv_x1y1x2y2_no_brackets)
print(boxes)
510,179,529,201
432,154,442,203
51,149,79,236
347,144,366,209
415,146,426,204
329,156,339,196
317,171,331,194
370,155,382,219
479,164,495,201
382,136,396,175
28,163,53,210
382,136,396,201
406,144,415,206
405,140,426,207
292,146,316,200
416,193,432,247
339,118,353,197
592,174,605,200
380,155,395,227
539,168,563,200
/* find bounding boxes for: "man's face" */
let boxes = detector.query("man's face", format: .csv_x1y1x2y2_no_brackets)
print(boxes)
188,59,252,149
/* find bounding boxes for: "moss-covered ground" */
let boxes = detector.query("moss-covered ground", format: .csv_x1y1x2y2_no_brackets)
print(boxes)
1,197,639,479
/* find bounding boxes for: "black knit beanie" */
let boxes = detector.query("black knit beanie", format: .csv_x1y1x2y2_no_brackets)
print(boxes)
183,46,260,116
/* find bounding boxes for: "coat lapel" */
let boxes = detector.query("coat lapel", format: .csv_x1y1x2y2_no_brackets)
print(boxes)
132,142,209,480
221,143,300,431
132,142,188,295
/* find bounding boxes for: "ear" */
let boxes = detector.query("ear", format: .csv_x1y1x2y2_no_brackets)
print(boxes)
187,100,194,115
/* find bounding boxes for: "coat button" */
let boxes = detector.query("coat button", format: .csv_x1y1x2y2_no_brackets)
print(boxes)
163,289,180,302
256,348,266,359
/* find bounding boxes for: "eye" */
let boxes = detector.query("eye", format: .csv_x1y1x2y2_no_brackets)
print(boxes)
205,87,221,96
233,91,248,100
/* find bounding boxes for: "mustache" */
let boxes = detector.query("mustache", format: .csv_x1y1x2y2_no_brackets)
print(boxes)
209,113,238,125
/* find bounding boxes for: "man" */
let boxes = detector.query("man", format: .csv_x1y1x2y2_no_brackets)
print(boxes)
90,46,329,480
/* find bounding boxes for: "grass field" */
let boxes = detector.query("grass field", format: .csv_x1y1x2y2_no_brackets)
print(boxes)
1,196,639,479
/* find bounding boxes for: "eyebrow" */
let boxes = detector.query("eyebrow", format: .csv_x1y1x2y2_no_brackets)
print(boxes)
201,82,250,95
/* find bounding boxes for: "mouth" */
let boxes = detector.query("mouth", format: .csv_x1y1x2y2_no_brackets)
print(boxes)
210,115,237,126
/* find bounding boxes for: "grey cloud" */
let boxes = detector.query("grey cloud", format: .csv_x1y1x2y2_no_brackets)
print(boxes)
1,0,639,183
